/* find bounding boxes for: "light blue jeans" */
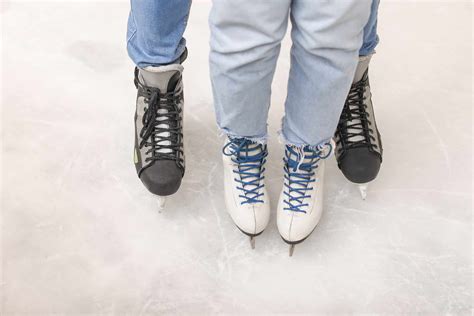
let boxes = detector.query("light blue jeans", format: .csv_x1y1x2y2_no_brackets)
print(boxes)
210,0,374,147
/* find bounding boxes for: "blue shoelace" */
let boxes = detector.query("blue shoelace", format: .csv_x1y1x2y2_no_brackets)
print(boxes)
223,138,268,205
283,144,332,213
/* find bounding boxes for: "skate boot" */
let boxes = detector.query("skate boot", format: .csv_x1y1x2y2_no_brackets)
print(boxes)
334,55,383,200
222,137,270,248
133,50,187,209
277,144,332,256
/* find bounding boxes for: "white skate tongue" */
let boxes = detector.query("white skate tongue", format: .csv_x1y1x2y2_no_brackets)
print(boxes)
347,106,364,143
139,66,184,156
238,141,264,171
155,103,173,155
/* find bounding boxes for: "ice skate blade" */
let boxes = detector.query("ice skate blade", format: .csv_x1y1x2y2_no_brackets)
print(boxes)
250,237,256,250
157,196,167,212
234,224,264,249
289,244,295,257
280,234,311,257
358,184,368,200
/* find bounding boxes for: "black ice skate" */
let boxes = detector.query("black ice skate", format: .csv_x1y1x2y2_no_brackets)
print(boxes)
133,50,187,209
334,56,383,199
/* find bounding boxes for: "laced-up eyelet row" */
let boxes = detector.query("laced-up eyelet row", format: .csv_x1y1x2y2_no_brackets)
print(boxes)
223,139,268,205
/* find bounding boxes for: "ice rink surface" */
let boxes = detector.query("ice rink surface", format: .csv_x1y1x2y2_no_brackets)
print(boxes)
1,1,472,314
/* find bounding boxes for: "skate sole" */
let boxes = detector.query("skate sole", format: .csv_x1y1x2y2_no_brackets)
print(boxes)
279,224,319,245
280,235,309,245
235,225,265,238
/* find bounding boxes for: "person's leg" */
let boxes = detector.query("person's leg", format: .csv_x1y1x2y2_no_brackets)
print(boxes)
127,0,191,67
360,0,380,57
128,0,191,202
210,0,291,142
277,0,372,251
281,0,372,147
209,0,291,243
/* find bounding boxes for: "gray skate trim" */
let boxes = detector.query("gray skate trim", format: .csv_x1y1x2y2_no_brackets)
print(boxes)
364,80,383,157
354,55,372,83
135,95,149,166
139,64,184,92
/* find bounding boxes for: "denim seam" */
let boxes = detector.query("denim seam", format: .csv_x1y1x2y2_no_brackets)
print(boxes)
127,9,138,44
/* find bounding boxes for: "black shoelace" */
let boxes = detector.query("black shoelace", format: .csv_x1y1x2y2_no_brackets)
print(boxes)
139,89,184,166
336,76,377,151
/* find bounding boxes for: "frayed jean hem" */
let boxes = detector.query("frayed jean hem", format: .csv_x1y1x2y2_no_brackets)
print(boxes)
219,128,268,145
278,130,334,155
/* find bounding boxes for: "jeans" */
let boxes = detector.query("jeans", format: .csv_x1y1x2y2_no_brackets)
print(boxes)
210,0,373,147
126,0,379,145
126,0,380,66
361,0,380,56
127,0,192,68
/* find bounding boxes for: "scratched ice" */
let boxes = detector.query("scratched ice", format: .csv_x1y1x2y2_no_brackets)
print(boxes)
1,1,472,314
